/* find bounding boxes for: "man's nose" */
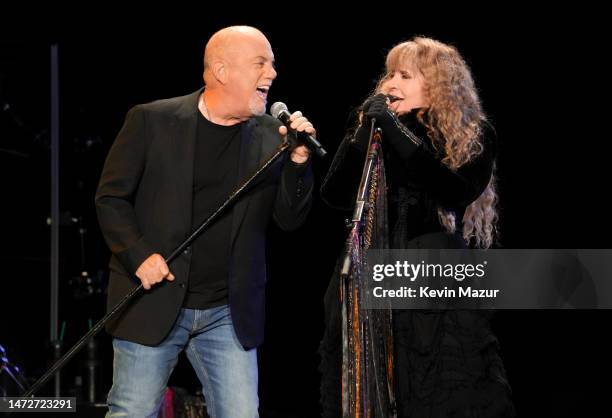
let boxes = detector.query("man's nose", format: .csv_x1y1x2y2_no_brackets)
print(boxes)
268,65,277,80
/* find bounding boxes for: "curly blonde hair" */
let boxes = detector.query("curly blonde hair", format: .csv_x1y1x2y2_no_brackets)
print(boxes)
377,37,498,248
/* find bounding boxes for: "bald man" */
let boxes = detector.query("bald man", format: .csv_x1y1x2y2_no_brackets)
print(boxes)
96,26,315,417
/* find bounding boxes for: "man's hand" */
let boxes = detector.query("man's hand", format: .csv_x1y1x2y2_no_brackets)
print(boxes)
278,110,315,164
135,253,175,290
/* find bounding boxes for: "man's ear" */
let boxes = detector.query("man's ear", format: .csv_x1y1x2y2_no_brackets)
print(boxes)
212,60,227,85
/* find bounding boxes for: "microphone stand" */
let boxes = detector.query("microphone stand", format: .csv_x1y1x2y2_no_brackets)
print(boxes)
24,139,293,397
339,119,383,416
337,117,397,417
339,120,381,278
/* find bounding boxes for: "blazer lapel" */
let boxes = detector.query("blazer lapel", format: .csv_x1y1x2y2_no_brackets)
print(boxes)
172,89,201,235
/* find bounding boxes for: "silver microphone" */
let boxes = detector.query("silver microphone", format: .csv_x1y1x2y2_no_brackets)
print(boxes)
270,102,326,158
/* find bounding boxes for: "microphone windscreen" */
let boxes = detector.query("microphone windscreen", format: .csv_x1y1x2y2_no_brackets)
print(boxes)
270,102,288,119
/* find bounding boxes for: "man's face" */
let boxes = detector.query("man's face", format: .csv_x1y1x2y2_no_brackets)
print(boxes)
225,35,277,117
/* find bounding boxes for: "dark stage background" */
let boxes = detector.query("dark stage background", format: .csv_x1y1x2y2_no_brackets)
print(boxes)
1,9,608,417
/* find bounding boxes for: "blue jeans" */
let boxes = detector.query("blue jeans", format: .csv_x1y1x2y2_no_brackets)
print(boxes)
106,305,258,418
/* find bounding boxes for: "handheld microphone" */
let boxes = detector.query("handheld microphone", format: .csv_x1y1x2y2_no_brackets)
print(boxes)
270,102,327,157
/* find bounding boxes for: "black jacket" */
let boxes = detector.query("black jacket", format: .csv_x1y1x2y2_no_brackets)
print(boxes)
96,89,313,348
321,109,495,244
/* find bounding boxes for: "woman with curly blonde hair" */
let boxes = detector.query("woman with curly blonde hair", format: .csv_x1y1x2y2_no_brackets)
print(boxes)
319,37,514,417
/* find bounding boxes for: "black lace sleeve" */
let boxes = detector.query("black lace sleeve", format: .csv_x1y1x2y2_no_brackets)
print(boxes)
320,110,369,210
391,113,497,209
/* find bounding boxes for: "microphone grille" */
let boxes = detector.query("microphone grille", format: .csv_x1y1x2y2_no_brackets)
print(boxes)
270,102,288,119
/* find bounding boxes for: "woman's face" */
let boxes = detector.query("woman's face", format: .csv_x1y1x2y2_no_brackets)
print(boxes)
379,62,428,115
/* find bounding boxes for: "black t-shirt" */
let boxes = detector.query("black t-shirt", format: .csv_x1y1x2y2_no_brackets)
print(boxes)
183,112,241,309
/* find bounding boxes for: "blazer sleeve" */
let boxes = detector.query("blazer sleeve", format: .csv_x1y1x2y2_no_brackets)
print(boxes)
95,105,155,274
272,156,314,231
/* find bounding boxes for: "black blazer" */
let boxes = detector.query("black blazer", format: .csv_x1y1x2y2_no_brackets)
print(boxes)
95,89,313,348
